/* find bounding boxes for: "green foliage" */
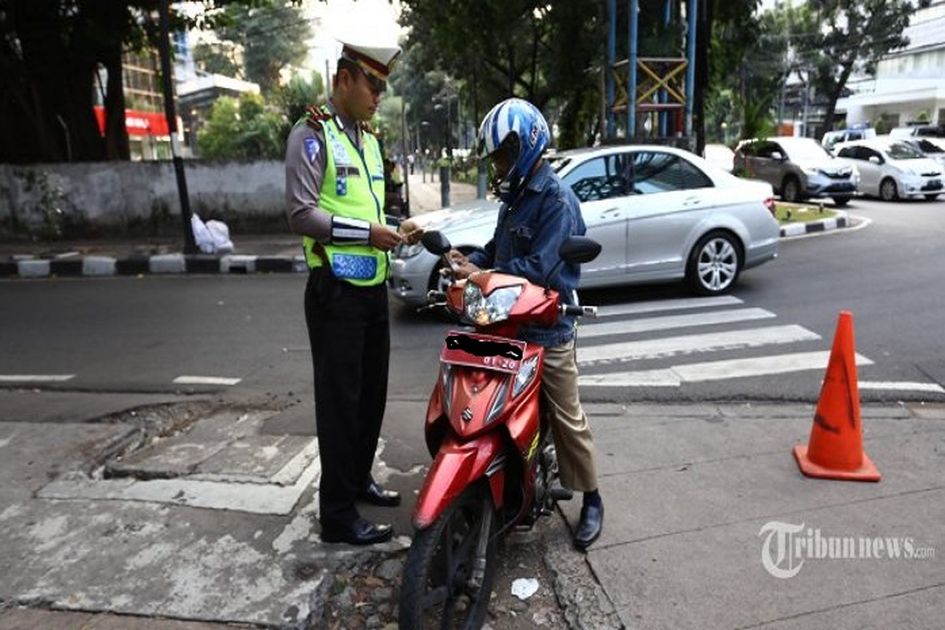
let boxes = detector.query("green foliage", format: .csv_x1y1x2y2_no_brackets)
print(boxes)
214,0,312,93
192,41,242,78
197,93,286,159
398,0,605,148
272,71,325,126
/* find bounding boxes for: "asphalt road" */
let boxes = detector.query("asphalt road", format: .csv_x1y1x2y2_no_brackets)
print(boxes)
1,195,943,405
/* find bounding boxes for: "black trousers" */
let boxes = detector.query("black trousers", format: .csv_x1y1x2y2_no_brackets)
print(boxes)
305,267,390,526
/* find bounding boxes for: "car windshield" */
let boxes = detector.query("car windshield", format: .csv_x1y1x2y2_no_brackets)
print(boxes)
886,142,925,160
780,140,831,162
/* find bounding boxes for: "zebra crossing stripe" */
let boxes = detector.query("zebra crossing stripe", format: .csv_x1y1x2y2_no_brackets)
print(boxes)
596,295,743,318
173,376,242,386
577,325,820,364
0,374,75,382
580,307,776,339
578,351,874,387
859,381,945,394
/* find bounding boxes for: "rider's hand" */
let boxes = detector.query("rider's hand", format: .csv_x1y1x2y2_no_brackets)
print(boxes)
398,219,423,245
453,261,481,280
370,224,403,251
447,249,467,266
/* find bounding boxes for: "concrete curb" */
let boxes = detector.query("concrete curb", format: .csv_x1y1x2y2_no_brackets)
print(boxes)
0,254,306,279
1,209,856,279
779,209,849,238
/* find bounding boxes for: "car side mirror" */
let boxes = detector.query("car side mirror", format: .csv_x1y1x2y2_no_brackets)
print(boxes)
868,156,882,165
770,151,785,161
421,230,451,256
558,236,602,264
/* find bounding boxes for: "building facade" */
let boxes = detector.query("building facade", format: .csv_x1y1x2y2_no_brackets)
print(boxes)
837,1,945,130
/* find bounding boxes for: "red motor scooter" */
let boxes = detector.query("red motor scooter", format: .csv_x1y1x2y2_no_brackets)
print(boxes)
399,231,600,630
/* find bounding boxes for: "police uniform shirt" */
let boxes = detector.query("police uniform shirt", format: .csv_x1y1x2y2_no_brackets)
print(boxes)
285,101,365,243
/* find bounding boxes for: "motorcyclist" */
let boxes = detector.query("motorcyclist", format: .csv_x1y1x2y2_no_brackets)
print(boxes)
448,98,603,550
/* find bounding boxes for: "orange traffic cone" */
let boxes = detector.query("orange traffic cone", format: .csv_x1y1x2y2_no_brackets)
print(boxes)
793,311,881,482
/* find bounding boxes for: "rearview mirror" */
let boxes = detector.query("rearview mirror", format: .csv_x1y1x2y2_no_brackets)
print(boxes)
868,156,882,165
770,151,785,161
421,230,451,256
558,236,602,264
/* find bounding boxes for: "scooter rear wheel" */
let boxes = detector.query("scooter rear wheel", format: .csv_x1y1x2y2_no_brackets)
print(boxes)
399,481,498,629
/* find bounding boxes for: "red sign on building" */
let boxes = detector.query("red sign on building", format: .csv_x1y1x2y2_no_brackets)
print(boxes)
93,106,170,137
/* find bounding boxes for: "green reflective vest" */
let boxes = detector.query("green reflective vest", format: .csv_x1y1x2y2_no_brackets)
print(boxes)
302,107,387,286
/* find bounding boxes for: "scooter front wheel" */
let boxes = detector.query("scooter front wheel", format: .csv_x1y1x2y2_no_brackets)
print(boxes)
399,481,498,630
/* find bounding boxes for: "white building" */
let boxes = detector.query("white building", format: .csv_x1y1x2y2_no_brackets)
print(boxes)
838,0,945,128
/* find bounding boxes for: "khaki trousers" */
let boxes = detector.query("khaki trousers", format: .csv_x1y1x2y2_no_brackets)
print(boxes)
541,339,598,493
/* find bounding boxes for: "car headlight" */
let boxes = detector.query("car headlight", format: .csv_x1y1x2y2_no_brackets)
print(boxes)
397,242,425,259
803,167,820,177
463,283,523,326
900,167,917,177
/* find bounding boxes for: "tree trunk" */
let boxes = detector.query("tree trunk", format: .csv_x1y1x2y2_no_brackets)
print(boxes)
821,63,854,134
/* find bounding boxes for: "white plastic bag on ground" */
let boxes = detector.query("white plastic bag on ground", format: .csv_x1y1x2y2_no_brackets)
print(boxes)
206,219,234,254
191,214,234,254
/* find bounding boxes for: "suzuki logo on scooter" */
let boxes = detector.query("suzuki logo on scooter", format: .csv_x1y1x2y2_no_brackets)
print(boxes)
462,407,473,422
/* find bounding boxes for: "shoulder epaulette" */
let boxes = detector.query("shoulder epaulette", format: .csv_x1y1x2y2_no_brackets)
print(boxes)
304,105,331,130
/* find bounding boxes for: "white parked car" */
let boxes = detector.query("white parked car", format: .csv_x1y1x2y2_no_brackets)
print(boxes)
835,138,943,201
389,145,780,306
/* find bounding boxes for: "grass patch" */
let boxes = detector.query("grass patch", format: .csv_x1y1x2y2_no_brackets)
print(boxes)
775,202,837,225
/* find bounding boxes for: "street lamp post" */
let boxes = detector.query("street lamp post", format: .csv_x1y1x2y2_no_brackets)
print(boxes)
420,120,430,183
434,92,458,208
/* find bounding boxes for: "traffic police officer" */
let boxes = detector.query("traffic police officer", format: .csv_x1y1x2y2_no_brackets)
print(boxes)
285,41,416,545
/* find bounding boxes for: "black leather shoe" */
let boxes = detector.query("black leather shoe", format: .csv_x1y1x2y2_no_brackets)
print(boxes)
574,503,603,550
358,481,402,507
320,517,393,545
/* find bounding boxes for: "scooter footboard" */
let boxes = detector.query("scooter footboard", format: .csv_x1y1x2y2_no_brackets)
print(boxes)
412,432,505,529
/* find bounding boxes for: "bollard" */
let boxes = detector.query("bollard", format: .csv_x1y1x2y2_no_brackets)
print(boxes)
440,165,451,208
476,162,488,199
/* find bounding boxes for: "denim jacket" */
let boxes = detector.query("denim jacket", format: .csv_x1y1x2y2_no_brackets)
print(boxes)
467,161,586,348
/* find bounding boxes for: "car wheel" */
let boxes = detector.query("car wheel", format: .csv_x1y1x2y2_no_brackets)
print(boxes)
781,176,801,202
880,178,898,201
832,196,851,207
686,230,742,296
924,194,939,201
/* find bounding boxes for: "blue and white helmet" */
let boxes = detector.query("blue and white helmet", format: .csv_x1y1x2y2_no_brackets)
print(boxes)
477,98,550,203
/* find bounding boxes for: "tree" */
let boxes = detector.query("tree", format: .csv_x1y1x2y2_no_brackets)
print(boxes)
272,70,324,127
398,0,606,149
192,40,242,78
804,0,928,133
214,0,311,94
0,1,275,164
197,92,285,160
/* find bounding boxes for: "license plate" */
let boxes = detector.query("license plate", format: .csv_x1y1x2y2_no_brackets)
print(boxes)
926,179,942,190
440,331,527,374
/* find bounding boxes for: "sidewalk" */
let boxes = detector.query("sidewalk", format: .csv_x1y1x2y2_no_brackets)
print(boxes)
0,174,478,279
2,390,942,628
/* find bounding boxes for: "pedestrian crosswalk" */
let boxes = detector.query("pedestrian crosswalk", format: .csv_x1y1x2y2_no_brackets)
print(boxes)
576,296,944,393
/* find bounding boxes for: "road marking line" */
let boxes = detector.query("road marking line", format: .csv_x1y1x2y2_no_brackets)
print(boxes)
580,307,775,338
859,381,945,394
577,325,820,364
173,376,242,386
595,295,743,318
0,374,75,382
579,351,874,387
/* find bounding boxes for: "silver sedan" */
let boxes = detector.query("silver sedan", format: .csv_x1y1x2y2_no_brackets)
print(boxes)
389,145,780,306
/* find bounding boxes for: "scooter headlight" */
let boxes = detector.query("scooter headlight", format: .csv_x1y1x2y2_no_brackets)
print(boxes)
463,283,523,326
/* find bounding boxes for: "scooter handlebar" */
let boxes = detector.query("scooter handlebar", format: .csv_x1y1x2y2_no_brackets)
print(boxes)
561,304,598,319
